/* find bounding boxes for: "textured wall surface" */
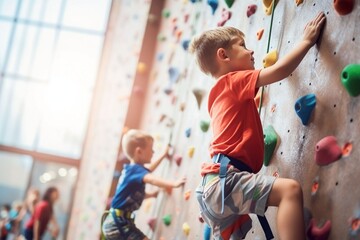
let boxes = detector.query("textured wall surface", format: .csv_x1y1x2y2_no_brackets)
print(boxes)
67,0,151,239
134,0,360,239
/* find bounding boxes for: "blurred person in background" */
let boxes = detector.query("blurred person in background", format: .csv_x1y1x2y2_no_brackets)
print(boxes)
24,187,60,240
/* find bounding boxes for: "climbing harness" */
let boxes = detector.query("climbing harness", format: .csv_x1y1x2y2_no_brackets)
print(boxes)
213,153,274,240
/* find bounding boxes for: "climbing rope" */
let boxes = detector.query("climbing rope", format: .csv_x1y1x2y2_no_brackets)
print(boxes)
258,0,276,115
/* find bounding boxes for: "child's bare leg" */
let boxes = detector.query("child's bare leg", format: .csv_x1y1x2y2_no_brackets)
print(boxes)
267,178,305,240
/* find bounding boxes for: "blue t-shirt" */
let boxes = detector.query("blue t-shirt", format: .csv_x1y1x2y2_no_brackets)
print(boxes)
111,164,150,212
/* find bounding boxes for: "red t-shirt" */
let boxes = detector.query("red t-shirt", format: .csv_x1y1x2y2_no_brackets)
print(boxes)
207,70,264,173
25,201,53,237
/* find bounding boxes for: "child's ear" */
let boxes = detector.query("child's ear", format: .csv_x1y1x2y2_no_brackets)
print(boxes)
134,147,142,155
216,48,230,62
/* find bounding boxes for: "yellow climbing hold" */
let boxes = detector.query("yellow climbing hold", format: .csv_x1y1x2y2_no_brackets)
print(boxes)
187,146,195,158
263,50,278,68
137,62,147,74
182,222,190,236
263,0,277,15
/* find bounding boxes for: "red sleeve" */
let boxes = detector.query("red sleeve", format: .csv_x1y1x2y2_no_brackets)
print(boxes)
229,70,261,100
33,203,47,221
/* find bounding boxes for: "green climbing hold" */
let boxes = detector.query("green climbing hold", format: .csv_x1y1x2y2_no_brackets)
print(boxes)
200,120,210,132
162,214,172,226
263,125,278,166
341,64,360,97
225,0,235,8
162,9,170,18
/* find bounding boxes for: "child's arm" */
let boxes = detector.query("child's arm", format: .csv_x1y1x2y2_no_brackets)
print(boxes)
145,145,170,172
143,173,186,189
144,189,159,199
257,12,326,87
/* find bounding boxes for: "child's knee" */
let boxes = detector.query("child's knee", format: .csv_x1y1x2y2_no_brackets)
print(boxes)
285,179,303,200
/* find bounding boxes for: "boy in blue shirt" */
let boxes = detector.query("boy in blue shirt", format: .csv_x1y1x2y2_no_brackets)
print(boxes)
102,129,186,240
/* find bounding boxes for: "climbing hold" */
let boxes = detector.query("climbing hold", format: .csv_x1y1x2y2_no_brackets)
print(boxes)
315,136,342,166
225,0,235,8
349,212,360,237
263,50,278,68
174,154,183,166
162,214,172,226
157,33,167,42
182,222,191,236
188,146,195,158
148,218,157,231
163,86,173,95
294,93,316,125
295,0,304,6
180,102,186,111
333,0,354,15
162,9,171,18
168,67,180,83
184,190,191,200
192,88,206,109
184,13,190,23
185,128,191,138
342,142,352,157
165,187,172,195
306,219,331,240
311,176,319,196
273,171,280,178
137,62,147,74
207,0,218,14
270,104,276,113
263,125,278,166
341,64,360,97
263,0,277,15
204,224,211,240
175,30,183,42
182,39,190,51
217,9,232,27
200,120,210,132
257,28,264,40
246,4,257,17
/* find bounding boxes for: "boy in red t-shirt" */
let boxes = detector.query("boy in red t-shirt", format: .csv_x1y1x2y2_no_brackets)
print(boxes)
190,13,325,240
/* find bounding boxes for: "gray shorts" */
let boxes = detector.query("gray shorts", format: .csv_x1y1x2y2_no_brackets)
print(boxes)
196,166,276,239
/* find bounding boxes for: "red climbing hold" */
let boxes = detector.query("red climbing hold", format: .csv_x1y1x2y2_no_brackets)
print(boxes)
247,4,257,17
307,219,331,240
315,136,342,166
148,218,157,231
311,176,319,196
217,9,232,27
333,0,354,15
173,154,183,166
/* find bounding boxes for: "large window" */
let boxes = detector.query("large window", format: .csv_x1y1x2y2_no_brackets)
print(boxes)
0,0,112,239
0,0,112,158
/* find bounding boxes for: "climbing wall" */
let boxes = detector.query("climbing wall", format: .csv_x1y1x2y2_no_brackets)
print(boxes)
67,1,151,239
133,0,360,239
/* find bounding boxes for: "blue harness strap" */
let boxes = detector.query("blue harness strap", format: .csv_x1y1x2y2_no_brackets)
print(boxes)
213,154,274,240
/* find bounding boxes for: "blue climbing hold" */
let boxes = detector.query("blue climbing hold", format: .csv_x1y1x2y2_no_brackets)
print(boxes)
182,39,190,51
294,94,316,125
168,67,180,83
204,224,211,240
207,0,218,14
185,128,191,138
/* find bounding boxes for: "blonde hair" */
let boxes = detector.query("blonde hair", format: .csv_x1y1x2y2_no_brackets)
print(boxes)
122,129,153,160
189,27,245,76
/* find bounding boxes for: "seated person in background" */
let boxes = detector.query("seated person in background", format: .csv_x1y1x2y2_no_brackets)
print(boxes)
102,129,186,240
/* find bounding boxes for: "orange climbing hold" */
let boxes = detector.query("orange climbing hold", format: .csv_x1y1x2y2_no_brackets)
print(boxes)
311,177,319,196
315,136,342,166
333,0,354,15
342,142,352,157
257,28,264,40
184,190,191,200
295,0,303,6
